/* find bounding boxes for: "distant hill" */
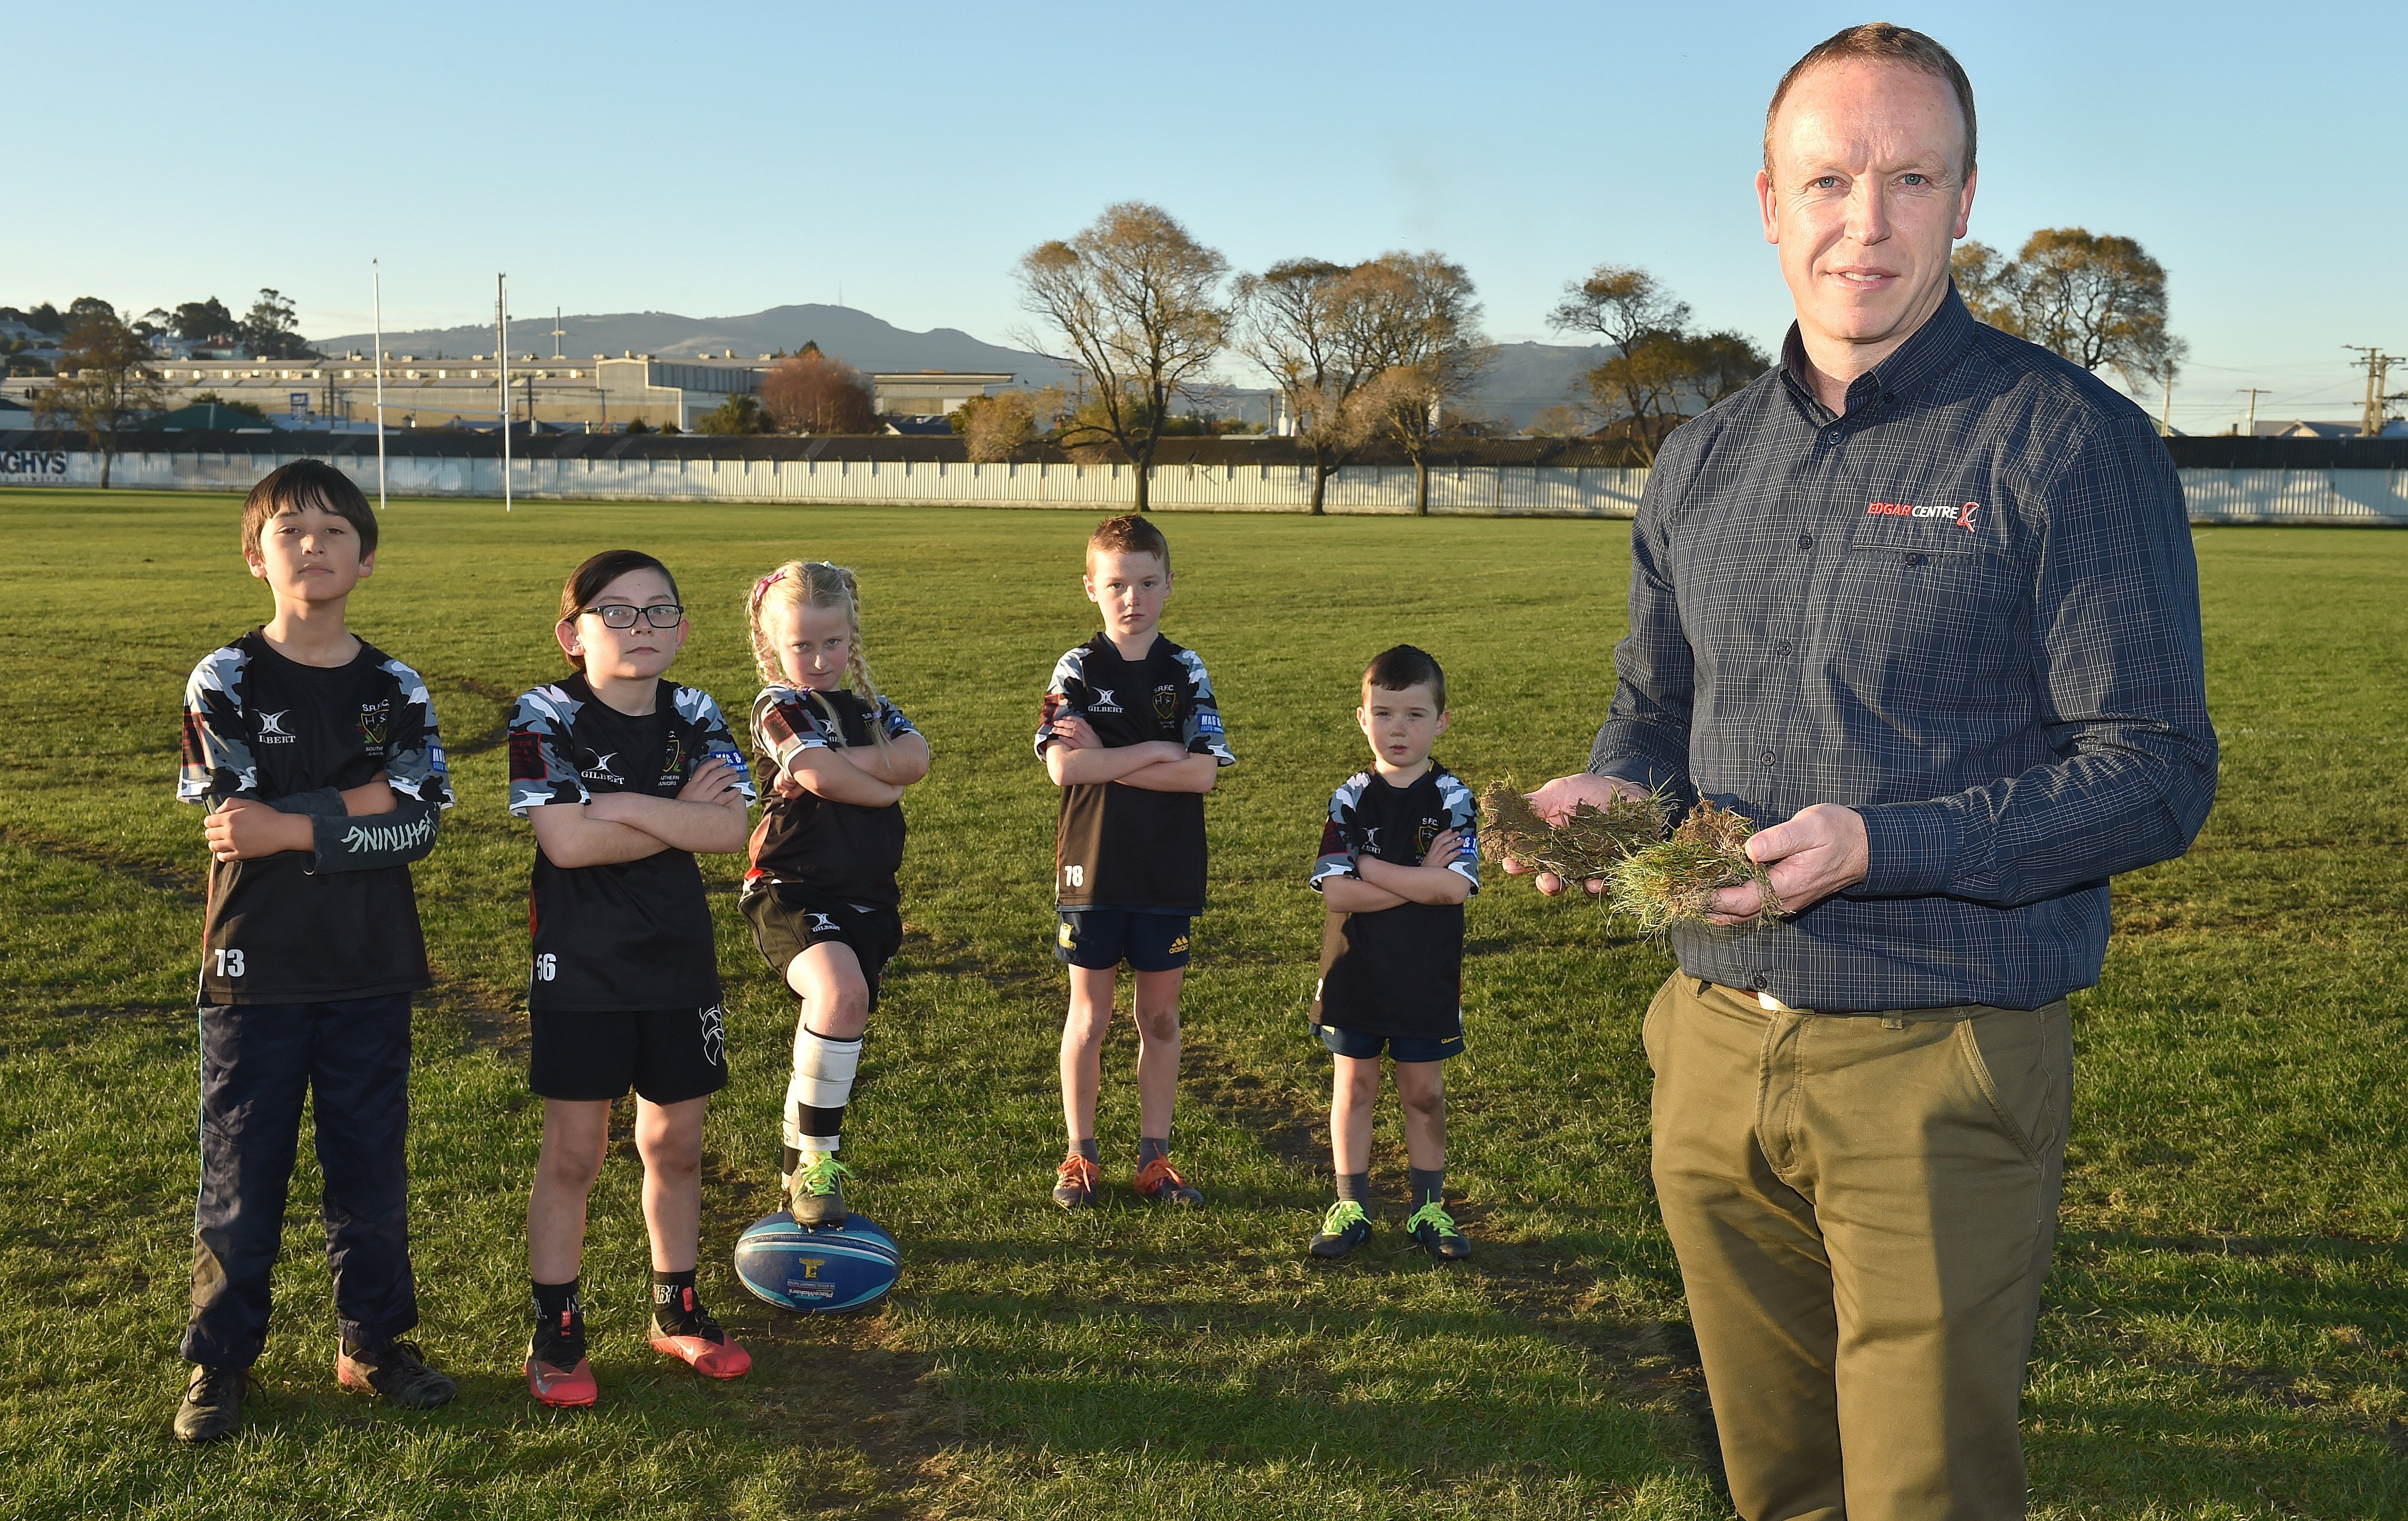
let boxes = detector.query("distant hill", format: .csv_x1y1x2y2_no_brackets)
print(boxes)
309,303,1612,429
311,303,1081,387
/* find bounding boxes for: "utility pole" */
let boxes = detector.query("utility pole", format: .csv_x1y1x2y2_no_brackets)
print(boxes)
2240,386,2265,438
372,260,386,511
2346,345,2395,438
552,306,564,361
2158,361,2176,436
498,273,512,513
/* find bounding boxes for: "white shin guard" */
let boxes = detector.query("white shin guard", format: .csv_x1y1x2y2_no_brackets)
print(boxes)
782,1026,862,1156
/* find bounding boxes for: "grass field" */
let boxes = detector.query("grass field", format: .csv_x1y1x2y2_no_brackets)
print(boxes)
0,489,2402,1520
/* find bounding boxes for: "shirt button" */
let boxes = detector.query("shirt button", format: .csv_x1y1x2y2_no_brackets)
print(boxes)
1798,534,1813,550
1906,552,1928,566
1760,749,1777,767
1752,973,1771,990
1776,639,1795,657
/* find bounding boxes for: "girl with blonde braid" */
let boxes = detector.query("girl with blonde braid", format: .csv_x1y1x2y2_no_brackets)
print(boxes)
739,561,931,1225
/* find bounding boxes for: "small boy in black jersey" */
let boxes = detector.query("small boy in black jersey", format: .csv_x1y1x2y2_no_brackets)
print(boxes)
1034,515,1234,1209
171,460,456,1443
1305,646,1477,1261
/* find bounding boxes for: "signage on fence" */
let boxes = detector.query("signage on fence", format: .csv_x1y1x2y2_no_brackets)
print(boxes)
0,450,68,477
289,392,309,421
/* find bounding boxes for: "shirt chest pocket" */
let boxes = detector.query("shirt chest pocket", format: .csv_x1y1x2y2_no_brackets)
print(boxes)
1838,501,2020,647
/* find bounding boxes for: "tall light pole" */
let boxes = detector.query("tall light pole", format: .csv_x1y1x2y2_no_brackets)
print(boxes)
498,273,512,513
372,260,387,512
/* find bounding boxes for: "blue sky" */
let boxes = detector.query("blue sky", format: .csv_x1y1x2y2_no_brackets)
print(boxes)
14,1,2404,431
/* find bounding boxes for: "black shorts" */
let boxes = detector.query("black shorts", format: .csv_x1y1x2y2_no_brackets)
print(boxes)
1055,908,1191,972
742,882,904,1012
529,1003,728,1104
1312,1022,1465,1063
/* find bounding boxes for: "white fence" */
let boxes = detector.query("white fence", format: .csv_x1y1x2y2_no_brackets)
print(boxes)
4,446,2405,524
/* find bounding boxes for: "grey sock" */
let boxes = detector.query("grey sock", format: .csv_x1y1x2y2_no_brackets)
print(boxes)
1137,1136,1169,1169
1071,1138,1099,1163
1334,1171,1371,1204
1409,1167,1444,1208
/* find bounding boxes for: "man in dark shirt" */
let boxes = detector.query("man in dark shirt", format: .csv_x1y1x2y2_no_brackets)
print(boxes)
1513,25,2215,1519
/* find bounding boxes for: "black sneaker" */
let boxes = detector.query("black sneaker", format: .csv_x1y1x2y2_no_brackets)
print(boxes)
1405,1202,1472,1261
335,1337,457,1408
1308,1200,1373,1259
787,1155,853,1229
173,1363,246,1443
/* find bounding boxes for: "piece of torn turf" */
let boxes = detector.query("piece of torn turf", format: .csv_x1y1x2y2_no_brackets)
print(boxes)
1480,779,1668,896
1609,797,1782,933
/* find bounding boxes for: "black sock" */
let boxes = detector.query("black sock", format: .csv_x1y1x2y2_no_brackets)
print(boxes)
1409,1167,1445,1209
781,1143,801,1178
1335,1171,1371,1204
532,1277,584,1361
1138,1136,1169,1169
1070,1137,1099,1163
652,1268,702,1333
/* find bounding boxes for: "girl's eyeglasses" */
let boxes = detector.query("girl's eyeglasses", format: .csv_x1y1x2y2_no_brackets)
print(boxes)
584,603,684,629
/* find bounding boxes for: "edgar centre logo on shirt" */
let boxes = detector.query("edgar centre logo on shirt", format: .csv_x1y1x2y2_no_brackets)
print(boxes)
1087,689,1123,713
1867,499,1980,532
257,710,298,744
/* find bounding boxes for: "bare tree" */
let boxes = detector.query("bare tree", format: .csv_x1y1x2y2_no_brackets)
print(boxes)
1346,252,1486,515
760,350,878,433
1234,258,1373,514
1951,229,2178,390
1014,201,1229,511
35,303,166,487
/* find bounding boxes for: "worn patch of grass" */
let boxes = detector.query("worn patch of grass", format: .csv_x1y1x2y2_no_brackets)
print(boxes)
0,492,2401,1519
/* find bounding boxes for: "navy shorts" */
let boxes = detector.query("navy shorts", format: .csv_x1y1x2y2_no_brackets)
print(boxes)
1314,1022,1464,1064
1056,909,1191,972
530,1004,729,1104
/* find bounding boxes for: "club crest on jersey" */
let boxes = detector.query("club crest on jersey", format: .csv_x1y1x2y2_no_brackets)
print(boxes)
1152,684,1178,721
256,710,297,744
357,700,391,749
1417,820,1440,855
1087,689,1122,713
659,734,685,786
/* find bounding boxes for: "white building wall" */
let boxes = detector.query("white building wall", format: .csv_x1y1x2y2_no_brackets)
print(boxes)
3,448,2403,525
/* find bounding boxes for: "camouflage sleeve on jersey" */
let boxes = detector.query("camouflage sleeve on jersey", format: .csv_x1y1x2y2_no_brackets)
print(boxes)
1175,648,1235,766
1033,646,1088,758
752,685,830,781
675,686,756,802
378,657,454,810
1310,774,1367,891
874,697,919,740
507,684,589,816
1437,771,1481,893
178,645,257,804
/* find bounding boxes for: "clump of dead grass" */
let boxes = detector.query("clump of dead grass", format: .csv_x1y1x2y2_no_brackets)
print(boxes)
1480,779,1668,895
1608,798,1781,934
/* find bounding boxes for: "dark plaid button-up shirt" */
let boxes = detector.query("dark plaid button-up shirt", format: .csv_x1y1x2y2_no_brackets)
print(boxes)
1591,287,2217,1012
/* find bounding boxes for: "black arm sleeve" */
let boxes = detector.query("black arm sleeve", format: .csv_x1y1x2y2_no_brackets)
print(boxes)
266,787,348,819
303,798,442,874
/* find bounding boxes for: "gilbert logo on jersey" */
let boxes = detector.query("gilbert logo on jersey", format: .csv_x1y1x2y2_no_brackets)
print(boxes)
256,710,298,744
1087,689,1122,713
579,749,624,784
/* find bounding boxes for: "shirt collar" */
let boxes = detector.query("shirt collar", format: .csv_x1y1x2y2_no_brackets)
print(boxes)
1779,282,1976,424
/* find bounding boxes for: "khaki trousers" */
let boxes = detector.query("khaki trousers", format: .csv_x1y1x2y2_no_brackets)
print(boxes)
1643,976,2072,1521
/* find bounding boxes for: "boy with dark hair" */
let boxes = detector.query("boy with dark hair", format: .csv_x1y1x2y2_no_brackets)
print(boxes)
171,459,455,1442
1306,645,1477,1261
1034,514,1234,1208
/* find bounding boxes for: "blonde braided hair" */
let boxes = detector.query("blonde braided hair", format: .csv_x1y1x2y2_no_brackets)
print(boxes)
747,560,893,762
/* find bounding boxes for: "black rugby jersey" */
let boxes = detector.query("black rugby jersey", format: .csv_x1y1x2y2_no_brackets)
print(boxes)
1033,633,1234,913
745,684,918,906
508,674,752,1012
178,630,452,1005
1309,764,1480,1038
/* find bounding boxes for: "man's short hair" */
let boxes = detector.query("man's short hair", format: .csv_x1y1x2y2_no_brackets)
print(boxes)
1764,22,1976,179
241,459,377,558
1089,512,1170,574
1364,644,1445,713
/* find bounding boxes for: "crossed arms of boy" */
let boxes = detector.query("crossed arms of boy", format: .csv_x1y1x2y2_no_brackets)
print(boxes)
1041,714,1219,794
205,775,438,868
1319,830,1473,913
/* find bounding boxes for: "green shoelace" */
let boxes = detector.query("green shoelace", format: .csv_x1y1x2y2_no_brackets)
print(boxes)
1317,1199,1370,1236
1403,1202,1462,1239
794,1156,855,1196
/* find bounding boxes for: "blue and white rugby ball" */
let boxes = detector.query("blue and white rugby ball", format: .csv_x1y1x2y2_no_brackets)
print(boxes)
733,1211,900,1314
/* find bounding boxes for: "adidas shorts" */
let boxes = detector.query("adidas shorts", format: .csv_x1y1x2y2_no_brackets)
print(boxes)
1055,908,1191,972
742,882,904,1012
530,1004,729,1104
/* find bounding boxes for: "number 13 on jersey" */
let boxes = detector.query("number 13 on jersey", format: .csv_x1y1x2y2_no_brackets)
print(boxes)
213,948,245,978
